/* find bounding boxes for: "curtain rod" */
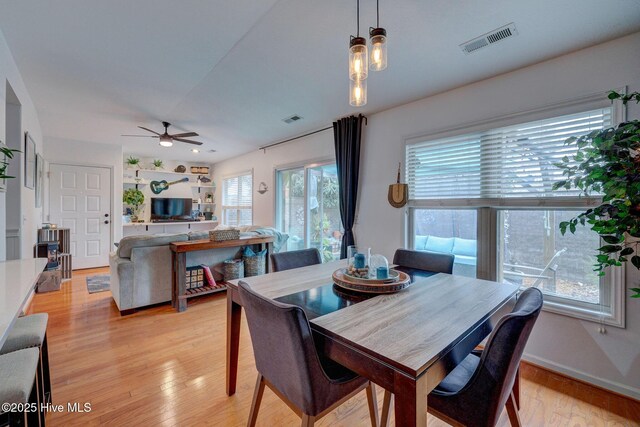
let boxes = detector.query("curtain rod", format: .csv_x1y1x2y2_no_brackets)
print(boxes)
259,126,333,152
258,115,368,152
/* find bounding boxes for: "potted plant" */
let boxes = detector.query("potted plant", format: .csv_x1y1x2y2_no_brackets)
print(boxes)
152,159,164,170
0,145,21,184
123,188,145,222
125,156,141,170
553,90,640,298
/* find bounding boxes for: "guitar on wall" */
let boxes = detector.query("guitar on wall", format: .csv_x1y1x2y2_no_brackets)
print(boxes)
150,177,190,194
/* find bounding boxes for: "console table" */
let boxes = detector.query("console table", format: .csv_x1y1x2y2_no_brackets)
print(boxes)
0,258,48,348
169,236,274,312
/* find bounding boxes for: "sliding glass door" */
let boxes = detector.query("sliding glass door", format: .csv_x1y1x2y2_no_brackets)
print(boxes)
276,162,342,261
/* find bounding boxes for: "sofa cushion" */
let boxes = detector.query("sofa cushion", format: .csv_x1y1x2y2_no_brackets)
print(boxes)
453,238,477,257
424,236,454,254
414,235,428,251
116,233,189,259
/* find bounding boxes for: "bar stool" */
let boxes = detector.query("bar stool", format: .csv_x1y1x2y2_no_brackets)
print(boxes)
0,348,42,426
1,314,51,409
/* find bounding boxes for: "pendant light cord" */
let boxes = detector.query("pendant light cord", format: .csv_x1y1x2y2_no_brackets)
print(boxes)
356,0,360,36
376,0,379,28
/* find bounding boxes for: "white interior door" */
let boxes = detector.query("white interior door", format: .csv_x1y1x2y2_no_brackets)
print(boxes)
49,164,111,269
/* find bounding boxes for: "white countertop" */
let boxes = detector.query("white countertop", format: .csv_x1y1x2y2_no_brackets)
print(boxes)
0,258,48,349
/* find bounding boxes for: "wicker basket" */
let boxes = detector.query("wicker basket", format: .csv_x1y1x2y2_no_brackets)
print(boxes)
223,259,244,281
244,252,266,277
210,229,240,241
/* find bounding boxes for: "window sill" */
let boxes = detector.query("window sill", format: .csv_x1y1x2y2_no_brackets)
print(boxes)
540,298,625,328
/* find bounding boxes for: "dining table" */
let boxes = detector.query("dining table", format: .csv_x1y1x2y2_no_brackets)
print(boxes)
226,259,519,427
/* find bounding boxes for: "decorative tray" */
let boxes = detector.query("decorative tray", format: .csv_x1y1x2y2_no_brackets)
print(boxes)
332,268,411,294
344,269,400,284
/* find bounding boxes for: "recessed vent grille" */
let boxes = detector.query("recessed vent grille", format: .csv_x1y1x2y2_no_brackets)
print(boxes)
282,114,303,124
459,23,518,55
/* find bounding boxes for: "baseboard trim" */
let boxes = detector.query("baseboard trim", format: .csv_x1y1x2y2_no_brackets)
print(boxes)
522,353,640,402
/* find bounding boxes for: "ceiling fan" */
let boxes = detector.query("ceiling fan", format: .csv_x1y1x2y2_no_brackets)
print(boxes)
122,121,203,147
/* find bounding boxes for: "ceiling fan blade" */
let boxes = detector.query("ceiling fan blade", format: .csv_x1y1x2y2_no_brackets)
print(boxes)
170,132,199,138
174,138,203,146
121,134,158,138
138,126,161,135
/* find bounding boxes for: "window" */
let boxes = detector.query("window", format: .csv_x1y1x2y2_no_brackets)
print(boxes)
276,162,343,261
407,105,624,326
222,172,252,226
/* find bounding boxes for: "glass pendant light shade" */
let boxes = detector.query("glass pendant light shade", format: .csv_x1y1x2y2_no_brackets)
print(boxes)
369,28,387,71
349,37,368,81
349,78,367,107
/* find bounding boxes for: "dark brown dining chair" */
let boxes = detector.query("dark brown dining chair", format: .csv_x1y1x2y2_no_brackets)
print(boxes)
270,248,322,272
238,281,379,427
393,249,455,274
380,287,543,427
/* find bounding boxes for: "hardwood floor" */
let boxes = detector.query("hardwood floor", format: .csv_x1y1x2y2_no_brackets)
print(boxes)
27,268,639,426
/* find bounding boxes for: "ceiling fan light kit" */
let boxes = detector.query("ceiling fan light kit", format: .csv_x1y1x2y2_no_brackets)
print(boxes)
348,0,387,107
159,134,173,147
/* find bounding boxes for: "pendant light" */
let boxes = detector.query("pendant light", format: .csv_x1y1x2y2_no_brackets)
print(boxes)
349,0,367,106
349,0,368,81
349,78,367,107
369,0,387,71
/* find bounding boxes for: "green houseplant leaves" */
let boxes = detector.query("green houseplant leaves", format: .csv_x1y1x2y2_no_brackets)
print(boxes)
553,91,640,298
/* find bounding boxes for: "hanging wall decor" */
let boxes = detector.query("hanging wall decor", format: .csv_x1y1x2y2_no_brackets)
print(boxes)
388,163,408,208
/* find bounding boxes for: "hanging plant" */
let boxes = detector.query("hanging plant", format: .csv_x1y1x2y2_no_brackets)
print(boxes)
0,146,21,180
552,90,640,298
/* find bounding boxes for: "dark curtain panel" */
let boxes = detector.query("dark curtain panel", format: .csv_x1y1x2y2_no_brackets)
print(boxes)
333,114,366,259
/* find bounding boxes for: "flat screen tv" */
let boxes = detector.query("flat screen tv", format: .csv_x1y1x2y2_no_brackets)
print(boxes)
150,198,193,222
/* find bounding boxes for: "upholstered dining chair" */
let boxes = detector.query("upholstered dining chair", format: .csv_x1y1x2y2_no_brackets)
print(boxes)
238,281,379,427
393,249,455,274
380,287,543,427
270,248,322,272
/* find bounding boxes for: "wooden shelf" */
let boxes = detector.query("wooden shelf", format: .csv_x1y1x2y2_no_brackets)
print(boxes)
123,180,148,186
192,185,215,188
180,283,227,299
129,169,204,177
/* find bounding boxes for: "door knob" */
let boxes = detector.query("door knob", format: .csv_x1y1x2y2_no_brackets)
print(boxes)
104,220,109,224
104,213,109,217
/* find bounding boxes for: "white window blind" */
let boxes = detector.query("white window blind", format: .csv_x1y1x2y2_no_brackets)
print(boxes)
407,107,612,200
222,172,252,226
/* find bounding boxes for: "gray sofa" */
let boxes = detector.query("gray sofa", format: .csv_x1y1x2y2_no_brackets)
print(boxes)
110,228,288,314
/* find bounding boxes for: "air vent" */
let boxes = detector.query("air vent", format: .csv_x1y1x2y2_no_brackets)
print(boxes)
282,114,303,124
459,23,518,55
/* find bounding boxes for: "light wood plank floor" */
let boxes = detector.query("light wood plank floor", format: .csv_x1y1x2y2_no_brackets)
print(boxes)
27,268,639,426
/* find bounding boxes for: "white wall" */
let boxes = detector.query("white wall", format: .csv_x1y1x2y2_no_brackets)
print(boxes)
213,32,640,398
0,29,44,260
213,130,335,226
44,138,124,244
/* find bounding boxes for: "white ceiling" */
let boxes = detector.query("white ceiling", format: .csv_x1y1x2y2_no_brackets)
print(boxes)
1,0,639,162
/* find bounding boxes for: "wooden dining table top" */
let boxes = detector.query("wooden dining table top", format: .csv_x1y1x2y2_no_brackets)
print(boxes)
227,259,519,379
